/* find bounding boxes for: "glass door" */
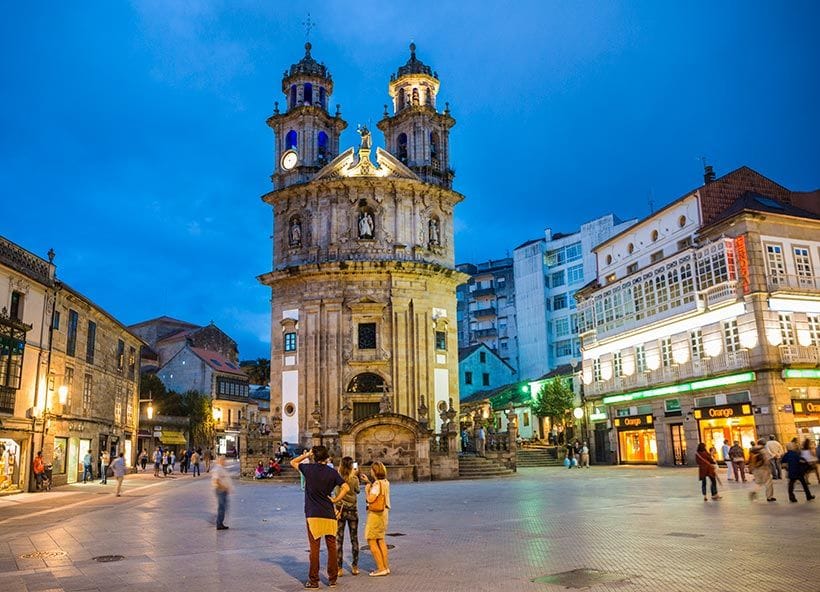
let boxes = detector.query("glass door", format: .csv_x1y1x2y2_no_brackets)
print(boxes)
670,424,686,465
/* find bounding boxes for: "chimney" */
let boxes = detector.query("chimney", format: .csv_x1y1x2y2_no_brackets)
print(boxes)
703,164,716,184
544,227,552,242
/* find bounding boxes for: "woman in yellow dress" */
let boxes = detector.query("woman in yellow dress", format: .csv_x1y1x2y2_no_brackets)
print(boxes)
362,461,391,576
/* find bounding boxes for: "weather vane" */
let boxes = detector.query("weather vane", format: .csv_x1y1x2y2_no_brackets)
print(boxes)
303,12,316,42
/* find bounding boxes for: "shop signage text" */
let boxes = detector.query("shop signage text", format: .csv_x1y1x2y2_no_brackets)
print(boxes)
792,399,820,415
614,414,653,430
694,403,752,420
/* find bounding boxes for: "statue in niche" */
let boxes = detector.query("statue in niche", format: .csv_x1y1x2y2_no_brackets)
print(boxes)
357,125,372,150
379,390,393,414
358,210,374,239
428,218,440,246
289,217,302,246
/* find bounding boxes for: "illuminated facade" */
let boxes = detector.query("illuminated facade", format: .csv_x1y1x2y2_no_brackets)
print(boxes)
577,167,820,465
259,43,467,456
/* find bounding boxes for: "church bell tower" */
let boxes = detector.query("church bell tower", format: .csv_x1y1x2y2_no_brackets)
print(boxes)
267,43,347,190
377,43,455,189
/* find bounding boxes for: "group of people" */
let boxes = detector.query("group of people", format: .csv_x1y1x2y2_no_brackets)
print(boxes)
697,434,819,503
254,458,282,479
148,447,212,477
32,449,126,495
564,440,590,468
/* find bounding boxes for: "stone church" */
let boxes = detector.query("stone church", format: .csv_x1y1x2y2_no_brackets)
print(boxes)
258,42,467,475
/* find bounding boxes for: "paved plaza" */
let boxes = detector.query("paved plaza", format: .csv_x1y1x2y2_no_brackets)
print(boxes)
0,463,817,592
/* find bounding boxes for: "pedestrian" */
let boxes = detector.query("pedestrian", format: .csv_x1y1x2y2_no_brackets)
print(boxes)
82,450,93,483
800,439,820,484
765,435,784,480
161,451,169,476
139,450,148,471
461,428,469,452
748,439,776,502
565,442,575,469
291,446,349,589
782,442,815,503
729,440,746,483
153,448,162,477
32,450,45,490
550,425,558,446
299,449,310,490
695,443,721,501
335,456,361,577
212,455,233,530
580,441,590,468
190,449,201,477
721,439,733,481
180,449,188,474
169,450,176,474
111,452,126,497
204,447,213,472
100,450,110,485
361,461,391,577
476,425,486,457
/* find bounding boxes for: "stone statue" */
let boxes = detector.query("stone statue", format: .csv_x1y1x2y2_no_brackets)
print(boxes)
379,390,393,414
358,211,374,239
289,218,302,246
428,218,440,246
357,125,372,150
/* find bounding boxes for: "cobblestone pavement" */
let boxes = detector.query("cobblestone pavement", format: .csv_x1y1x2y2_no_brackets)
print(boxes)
0,463,817,592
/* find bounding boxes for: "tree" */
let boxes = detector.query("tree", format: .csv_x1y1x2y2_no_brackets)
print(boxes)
181,390,215,449
532,377,576,425
240,358,271,386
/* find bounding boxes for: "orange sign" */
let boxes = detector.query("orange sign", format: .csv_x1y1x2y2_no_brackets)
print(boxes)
734,236,750,294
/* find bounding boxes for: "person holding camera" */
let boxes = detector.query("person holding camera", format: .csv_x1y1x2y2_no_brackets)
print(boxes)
291,446,350,589
361,461,391,577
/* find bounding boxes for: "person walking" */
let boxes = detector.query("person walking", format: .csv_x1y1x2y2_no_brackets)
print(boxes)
139,450,148,472
290,446,349,589
179,449,188,474
212,455,233,530
161,451,169,476
190,449,201,477
695,443,721,501
476,425,486,457
729,441,746,483
111,452,126,497
169,450,176,474
765,435,784,480
721,439,733,481
580,442,590,468
800,439,820,484
153,448,162,477
204,447,213,472
32,450,46,490
335,456,361,577
782,442,815,503
100,450,110,485
82,451,93,483
749,439,776,502
565,442,575,469
362,461,391,577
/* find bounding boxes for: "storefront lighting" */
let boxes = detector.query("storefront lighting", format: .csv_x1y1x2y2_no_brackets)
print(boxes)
783,368,820,379
602,371,756,405
146,403,154,419
573,407,584,419
590,412,607,421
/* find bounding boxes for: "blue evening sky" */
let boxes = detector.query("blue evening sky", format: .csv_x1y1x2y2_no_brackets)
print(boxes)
1,2,818,359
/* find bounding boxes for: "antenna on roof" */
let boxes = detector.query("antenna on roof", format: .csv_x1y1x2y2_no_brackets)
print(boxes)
699,156,716,184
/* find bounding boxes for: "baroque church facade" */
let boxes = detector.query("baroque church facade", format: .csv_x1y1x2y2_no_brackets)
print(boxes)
259,42,467,458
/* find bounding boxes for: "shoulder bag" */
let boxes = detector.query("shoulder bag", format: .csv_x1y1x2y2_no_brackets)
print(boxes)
368,480,386,513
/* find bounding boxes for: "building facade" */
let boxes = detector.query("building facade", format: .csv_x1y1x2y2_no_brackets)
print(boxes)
456,258,518,370
514,214,635,380
259,43,467,453
458,343,516,401
577,166,820,466
1,235,143,492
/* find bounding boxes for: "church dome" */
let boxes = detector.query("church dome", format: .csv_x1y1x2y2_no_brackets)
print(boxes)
393,43,436,79
285,42,331,81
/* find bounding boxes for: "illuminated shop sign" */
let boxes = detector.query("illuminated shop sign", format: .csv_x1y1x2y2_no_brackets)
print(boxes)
693,403,752,420
783,369,820,380
602,372,756,405
792,399,820,415
613,414,654,430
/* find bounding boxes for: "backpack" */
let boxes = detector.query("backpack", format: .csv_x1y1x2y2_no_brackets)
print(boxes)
748,449,764,469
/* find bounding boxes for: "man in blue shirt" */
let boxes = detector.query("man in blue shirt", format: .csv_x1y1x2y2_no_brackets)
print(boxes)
291,446,350,589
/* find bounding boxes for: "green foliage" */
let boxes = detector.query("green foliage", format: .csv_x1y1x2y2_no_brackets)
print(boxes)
532,377,575,421
240,358,271,385
182,390,215,449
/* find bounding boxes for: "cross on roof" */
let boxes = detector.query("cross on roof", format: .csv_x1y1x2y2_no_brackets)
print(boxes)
303,13,316,42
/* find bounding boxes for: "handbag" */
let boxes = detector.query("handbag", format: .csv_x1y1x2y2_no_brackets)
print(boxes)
368,480,386,513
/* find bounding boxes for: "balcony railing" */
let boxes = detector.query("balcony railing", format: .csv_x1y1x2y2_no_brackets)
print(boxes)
472,307,497,319
473,328,497,338
471,287,496,298
584,350,750,398
702,280,739,308
780,345,820,365
768,274,820,293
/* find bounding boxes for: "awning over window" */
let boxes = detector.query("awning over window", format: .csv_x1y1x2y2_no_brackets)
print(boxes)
159,430,187,446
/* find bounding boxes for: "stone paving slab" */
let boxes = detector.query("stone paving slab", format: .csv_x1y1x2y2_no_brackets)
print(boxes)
0,464,817,591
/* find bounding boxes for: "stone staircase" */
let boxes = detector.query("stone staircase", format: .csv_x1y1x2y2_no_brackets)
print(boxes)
458,455,516,479
517,444,564,467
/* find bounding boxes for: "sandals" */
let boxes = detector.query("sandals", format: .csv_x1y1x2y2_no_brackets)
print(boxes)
369,570,389,577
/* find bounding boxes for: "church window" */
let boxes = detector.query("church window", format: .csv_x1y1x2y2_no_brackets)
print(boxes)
319,87,326,109
435,331,447,350
286,130,298,150
398,88,406,109
430,131,440,168
412,87,419,105
284,332,297,352
317,131,329,161
289,85,297,109
303,82,313,105
347,372,384,393
397,133,408,162
358,323,377,349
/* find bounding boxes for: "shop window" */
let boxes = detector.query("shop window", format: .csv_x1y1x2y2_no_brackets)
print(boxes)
53,437,68,474
284,332,297,352
435,331,447,350
358,323,377,349
66,310,78,357
618,429,657,463
465,371,472,385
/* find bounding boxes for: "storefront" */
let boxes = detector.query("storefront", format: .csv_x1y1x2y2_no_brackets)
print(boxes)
614,414,657,464
0,437,22,492
792,398,820,448
694,402,756,457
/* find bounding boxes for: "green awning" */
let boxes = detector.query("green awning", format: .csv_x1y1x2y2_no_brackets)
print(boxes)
159,430,187,446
